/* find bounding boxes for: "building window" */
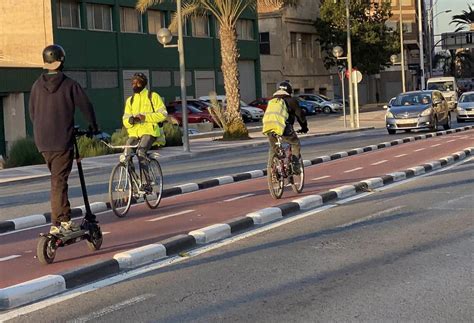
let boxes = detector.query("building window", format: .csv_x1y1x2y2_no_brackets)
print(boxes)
148,10,165,34
236,19,254,40
301,33,313,58
64,71,87,88
90,71,118,88
120,7,143,33
259,32,270,55
290,32,297,58
57,0,81,29
171,15,189,36
151,71,171,87
87,4,113,31
173,71,192,87
192,16,210,37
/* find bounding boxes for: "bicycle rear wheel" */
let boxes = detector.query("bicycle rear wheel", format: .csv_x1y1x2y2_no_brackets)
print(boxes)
144,158,163,209
291,155,305,194
109,163,132,217
267,155,284,199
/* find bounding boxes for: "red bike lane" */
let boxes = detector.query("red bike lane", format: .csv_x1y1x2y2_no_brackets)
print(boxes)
0,130,472,288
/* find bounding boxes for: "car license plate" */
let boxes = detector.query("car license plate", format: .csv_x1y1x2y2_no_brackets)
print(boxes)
397,118,418,124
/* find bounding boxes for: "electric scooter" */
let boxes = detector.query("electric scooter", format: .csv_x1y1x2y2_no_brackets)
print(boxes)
36,127,103,265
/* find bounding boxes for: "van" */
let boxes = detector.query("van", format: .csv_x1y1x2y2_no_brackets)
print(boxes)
426,77,458,111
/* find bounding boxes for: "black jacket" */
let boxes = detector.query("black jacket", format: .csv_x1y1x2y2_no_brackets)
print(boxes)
29,72,97,152
273,93,307,136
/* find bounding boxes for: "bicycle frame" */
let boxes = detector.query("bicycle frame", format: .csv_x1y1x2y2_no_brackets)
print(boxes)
274,135,293,179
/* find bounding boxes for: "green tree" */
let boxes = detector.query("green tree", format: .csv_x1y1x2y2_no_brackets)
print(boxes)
136,0,297,140
450,5,474,32
433,49,473,78
314,0,399,75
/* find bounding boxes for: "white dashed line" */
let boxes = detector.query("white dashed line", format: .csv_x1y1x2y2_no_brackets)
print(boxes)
431,144,441,147
0,255,21,262
344,167,363,173
224,193,255,202
312,175,331,181
147,210,195,222
102,232,111,235
395,154,407,158
446,139,456,143
371,160,388,165
414,148,426,152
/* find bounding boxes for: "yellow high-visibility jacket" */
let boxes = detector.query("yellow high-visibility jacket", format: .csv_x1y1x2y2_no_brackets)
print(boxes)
262,98,288,136
122,89,167,145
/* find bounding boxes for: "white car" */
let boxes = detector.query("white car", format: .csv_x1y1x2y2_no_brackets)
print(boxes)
456,91,474,123
198,95,264,121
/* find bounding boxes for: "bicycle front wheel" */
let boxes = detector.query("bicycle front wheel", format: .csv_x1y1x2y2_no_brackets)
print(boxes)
267,155,284,199
109,163,132,217
291,156,305,194
144,158,163,209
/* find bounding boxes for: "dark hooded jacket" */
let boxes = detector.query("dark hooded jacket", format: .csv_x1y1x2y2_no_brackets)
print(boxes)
29,72,97,152
272,90,307,136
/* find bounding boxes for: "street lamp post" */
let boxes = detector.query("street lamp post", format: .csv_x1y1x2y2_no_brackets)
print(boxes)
156,0,189,152
390,54,406,92
332,46,347,128
417,0,425,89
428,9,452,77
398,0,406,92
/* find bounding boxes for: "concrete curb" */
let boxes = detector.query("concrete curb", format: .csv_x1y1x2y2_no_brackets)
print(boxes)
1,146,472,309
1,126,473,234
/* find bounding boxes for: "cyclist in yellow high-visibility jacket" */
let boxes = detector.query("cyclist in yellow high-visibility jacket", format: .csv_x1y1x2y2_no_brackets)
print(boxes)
122,73,167,191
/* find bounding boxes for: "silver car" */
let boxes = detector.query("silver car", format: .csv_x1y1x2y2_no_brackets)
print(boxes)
385,90,451,134
297,94,342,114
456,91,474,123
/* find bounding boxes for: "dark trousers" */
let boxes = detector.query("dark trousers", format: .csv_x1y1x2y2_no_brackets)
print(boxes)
125,135,156,180
42,150,74,226
267,132,301,160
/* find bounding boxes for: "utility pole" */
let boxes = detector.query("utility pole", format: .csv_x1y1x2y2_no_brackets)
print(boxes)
417,0,425,89
399,0,406,92
345,0,355,128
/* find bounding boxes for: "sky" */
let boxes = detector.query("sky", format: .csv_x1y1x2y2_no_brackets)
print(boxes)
433,0,473,35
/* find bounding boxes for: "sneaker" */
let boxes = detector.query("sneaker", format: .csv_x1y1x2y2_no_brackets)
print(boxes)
291,156,301,175
140,183,153,194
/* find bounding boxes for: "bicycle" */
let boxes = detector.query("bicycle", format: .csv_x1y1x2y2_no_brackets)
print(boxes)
102,140,164,217
267,133,305,199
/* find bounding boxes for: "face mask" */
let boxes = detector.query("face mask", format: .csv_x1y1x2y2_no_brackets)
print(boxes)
132,85,145,93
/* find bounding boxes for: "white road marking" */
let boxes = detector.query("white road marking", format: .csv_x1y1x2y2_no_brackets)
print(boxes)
223,193,255,202
102,232,111,235
395,154,407,158
147,210,194,222
312,175,331,181
431,144,441,147
371,160,388,165
70,293,155,322
446,139,456,143
337,206,405,228
0,255,21,262
414,148,426,152
344,167,363,173
3,156,473,321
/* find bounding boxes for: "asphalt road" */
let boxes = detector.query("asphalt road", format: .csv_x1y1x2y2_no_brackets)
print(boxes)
6,146,473,322
0,114,468,221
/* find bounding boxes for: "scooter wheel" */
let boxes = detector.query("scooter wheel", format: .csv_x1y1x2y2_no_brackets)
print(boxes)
37,235,56,265
86,227,103,251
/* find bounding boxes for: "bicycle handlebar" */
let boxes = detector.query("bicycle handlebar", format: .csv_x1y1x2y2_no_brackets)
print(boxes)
101,140,140,150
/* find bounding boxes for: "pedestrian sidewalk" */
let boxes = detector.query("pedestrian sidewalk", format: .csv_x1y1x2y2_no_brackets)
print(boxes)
0,110,385,184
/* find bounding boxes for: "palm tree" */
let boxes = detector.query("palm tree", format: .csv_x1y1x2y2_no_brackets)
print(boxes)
450,5,474,32
136,0,297,139
433,49,472,77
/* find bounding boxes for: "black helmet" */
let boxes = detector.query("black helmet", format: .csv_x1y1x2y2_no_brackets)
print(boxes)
278,81,293,95
132,72,148,86
42,44,66,70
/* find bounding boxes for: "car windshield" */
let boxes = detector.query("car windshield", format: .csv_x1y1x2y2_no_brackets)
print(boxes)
317,94,331,101
393,93,432,106
459,94,474,102
427,81,454,92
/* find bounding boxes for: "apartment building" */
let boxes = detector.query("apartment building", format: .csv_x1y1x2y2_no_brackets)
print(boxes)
258,1,333,99
0,0,261,156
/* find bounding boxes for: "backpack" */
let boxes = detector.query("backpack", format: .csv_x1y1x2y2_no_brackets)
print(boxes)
262,98,289,136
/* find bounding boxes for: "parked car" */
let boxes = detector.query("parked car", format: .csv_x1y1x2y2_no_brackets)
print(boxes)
456,91,474,123
198,95,264,121
295,97,319,115
248,98,270,111
166,104,215,125
168,99,212,112
385,90,451,134
297,93,342,114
